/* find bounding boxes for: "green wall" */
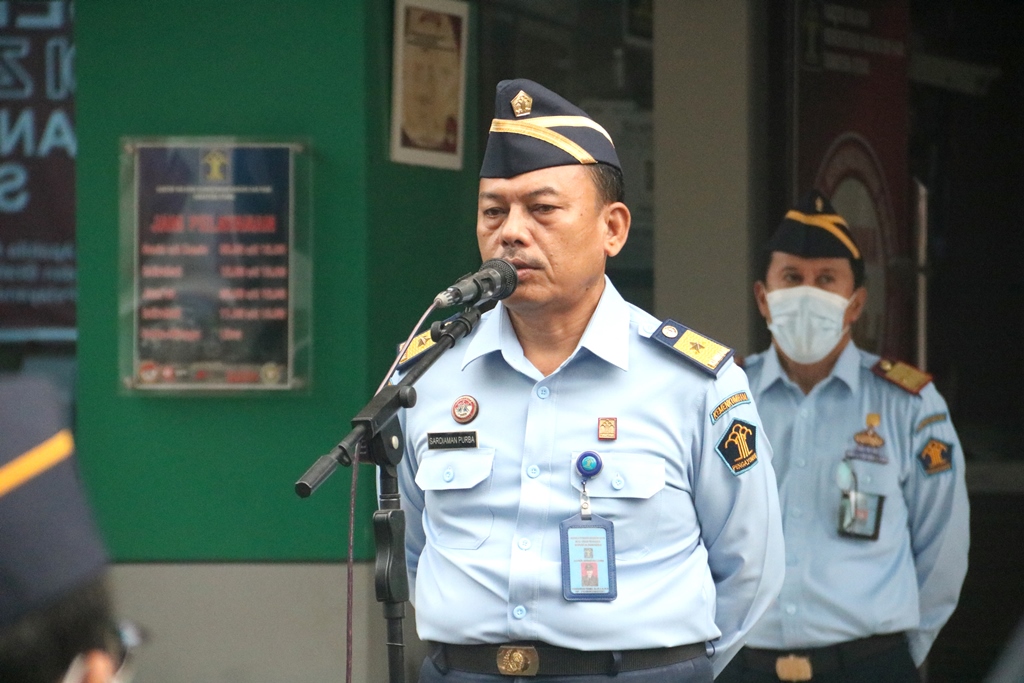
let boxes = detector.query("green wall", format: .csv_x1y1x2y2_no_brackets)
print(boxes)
76,2,481,561
365,4,482,379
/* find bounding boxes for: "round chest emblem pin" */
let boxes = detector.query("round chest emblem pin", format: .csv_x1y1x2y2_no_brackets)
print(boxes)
451,395,479,424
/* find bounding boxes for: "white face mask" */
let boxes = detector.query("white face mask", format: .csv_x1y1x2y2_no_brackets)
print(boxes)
766,285,850,364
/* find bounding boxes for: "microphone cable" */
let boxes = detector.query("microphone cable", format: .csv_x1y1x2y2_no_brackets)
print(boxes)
344,299,437,683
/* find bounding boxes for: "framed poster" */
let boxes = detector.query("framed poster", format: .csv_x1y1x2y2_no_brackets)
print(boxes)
118,139,311,392
389,0,469,170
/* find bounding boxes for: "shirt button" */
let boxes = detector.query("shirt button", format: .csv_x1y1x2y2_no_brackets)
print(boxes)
795,458,807,467
611,475,625,490
527,465,541,478
443,466,454,482
513,605,527,619
517,538,532,550
537,386,550,399
791,507,803,518
798,408,809,418
785,604,797,615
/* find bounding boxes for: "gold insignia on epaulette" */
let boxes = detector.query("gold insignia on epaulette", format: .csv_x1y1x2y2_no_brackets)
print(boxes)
398,330,435,367
674,330,730,373
651,319,733,377
511,90,533,117
872,359,932,395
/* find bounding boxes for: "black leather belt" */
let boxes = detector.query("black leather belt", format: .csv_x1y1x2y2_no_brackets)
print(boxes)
432,641,707,677
741,633,908,681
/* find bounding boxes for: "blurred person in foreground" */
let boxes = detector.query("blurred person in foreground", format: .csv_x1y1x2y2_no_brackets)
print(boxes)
719,191,970,683
0,375,131,683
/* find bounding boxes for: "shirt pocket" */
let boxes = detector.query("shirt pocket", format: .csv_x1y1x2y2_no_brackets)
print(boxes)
569,451,666,558
416,448,495,550
848,459,899,497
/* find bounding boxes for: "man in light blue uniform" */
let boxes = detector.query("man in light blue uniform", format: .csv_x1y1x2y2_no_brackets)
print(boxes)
396,79,784,682
720,192,970,683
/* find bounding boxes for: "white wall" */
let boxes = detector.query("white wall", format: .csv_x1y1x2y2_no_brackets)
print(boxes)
653,0,765,354
110,563,429,683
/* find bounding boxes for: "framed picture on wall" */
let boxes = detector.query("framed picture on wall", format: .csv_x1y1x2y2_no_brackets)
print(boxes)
389,0,469,170
118,138,312,393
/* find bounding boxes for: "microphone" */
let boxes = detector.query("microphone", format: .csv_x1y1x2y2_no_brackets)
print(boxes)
433,259,518,308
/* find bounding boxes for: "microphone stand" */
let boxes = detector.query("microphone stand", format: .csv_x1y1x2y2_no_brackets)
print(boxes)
295,306,483,683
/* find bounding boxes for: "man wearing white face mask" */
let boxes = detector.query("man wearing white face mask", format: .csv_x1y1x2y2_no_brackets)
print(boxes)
718,191,970,683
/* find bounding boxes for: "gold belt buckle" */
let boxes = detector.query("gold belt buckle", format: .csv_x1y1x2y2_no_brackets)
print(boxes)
775,654,813,682
496,645,540,676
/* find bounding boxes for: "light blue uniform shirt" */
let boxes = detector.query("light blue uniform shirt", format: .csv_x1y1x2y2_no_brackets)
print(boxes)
742,342,970,665
397,280,784,675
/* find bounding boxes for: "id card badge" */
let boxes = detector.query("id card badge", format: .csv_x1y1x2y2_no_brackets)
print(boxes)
838,490,885,540
559,513,617,601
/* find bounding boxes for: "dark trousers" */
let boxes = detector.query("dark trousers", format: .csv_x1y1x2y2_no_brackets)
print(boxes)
419,652,714,683
716,638,919,683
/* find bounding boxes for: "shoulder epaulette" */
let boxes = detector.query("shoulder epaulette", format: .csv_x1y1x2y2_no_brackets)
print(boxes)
871,358,932,395
396,330,436,371
649,319,734,377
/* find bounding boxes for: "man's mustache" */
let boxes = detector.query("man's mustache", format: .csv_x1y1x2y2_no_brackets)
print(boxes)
498,251,543,269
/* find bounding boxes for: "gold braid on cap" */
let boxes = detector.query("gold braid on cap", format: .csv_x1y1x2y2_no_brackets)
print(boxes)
0,429,74,498
784,210,862,259
489,115,615,164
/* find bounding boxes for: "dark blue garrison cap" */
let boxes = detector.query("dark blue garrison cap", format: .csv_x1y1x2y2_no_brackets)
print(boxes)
480,78,621,179
765,190,865,286
0,376,108,628
766,189,862,262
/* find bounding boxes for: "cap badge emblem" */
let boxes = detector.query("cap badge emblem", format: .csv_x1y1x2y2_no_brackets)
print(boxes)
510,90,533,117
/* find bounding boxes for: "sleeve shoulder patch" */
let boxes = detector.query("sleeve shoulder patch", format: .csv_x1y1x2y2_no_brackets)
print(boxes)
871,358,932,395
918,438,954,475
396,330,436,370
650,319,734,377
715,419,759,475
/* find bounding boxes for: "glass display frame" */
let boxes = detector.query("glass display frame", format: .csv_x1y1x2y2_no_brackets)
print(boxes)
118,138,312,393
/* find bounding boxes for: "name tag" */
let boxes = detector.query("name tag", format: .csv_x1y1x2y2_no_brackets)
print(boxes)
427,431,478,449
560,513,617,602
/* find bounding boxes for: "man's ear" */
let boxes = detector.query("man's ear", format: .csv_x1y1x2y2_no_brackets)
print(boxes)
602,202,631,257
83,650,116,683
844,286,868,327
754,281,771,323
